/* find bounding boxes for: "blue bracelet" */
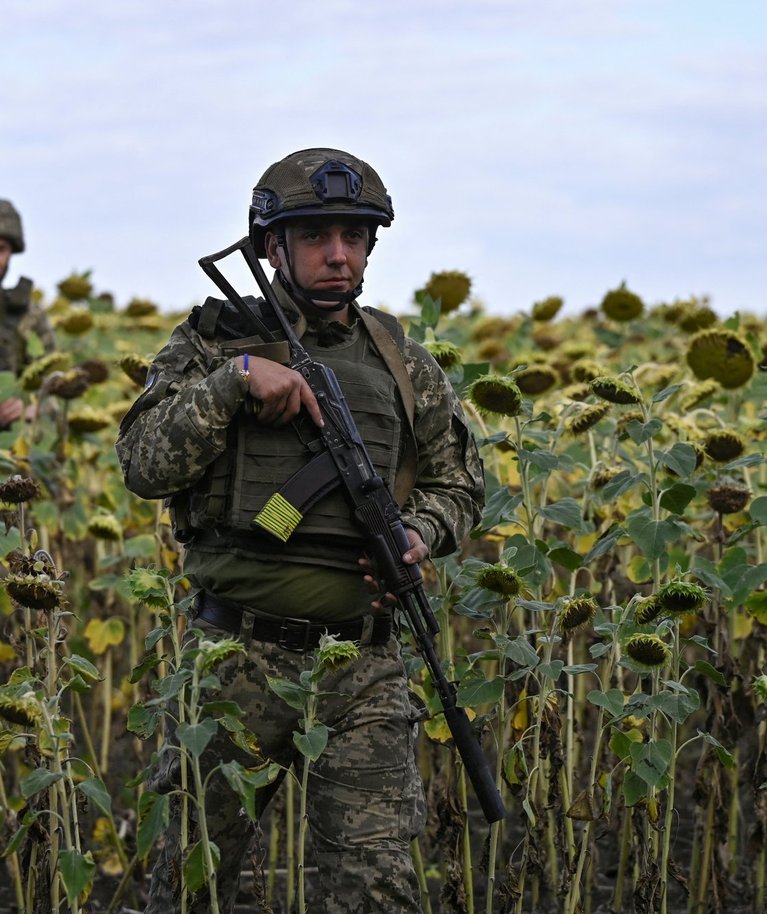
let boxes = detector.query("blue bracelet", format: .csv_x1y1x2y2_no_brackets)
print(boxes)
239,352,250,382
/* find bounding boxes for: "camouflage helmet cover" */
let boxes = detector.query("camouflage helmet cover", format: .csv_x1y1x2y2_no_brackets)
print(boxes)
0,200,24,253
250,148,394,256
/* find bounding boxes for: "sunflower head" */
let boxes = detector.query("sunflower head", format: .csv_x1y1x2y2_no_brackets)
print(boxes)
561,382,592,402
5,573,64,611
567,403,611,436
125,297,159,317
468,375,523,417
78,359,110,384
120,355,151,387
707,481,751,515
590,376,644,406
0,690,43,728
680,379,720,411
558,595,598,632
656,580,707,614
19,351,72,391
87,514,123,541
0,475,42,505
703,430,746,463
45,368,91,400
56,307,94,335
686,328,755,389
57,271,93,301
624,634,671,669
418,270,472,314
317,633,361,674
476,564,522,597
634,595,662,625
531,295,564,322
514,364,559,396
571,359,604,384
600,282,644,322
678,304,718,333
424,339,463,372
69,406,114,434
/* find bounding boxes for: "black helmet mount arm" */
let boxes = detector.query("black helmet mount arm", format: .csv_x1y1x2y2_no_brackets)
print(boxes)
198,237,278,341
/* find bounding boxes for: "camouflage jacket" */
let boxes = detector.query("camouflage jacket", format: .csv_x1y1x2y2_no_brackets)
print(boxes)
116,285,484,558
0,279,57,375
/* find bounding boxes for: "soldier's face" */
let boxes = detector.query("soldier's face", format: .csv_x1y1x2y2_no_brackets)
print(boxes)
0,239,12,283
266,218,368,307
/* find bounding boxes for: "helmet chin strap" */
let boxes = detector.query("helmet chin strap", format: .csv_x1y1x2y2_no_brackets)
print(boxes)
275,234,363,314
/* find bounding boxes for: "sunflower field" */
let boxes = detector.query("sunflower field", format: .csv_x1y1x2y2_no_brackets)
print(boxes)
0,270,766,914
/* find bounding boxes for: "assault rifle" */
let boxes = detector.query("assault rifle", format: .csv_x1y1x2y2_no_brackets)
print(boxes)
199,237,507,824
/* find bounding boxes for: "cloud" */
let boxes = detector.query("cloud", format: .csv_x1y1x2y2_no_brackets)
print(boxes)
3,0,765,316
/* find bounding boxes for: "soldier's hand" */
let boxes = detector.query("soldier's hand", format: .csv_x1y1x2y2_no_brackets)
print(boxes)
359,528,429,612
0,398,24,430
237,356,324,428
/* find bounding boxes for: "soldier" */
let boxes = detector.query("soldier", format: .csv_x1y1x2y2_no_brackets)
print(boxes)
116,148,485,914
0,199,56,430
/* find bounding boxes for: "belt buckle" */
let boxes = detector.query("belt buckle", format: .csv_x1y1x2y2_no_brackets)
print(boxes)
278,617,314,653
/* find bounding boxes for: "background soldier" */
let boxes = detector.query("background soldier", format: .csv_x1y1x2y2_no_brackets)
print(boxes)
0,199,56,429
116,148,485,914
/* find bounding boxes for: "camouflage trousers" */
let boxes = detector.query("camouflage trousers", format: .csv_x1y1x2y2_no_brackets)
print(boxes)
145,607,427,914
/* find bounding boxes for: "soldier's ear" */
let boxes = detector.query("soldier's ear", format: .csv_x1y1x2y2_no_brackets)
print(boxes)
264,232,282,270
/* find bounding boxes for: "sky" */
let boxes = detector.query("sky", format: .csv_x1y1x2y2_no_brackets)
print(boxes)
3,0,766,319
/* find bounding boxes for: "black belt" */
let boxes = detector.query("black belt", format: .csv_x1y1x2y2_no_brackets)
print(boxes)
193,591,393,653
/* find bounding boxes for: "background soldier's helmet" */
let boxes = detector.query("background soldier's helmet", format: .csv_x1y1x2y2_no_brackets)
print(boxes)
249,148,394,257
0,200,25,253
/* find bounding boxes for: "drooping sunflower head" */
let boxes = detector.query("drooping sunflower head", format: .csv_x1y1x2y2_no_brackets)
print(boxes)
468,375,523,418
561,382,593,403
680,379,720,411
514,364,559,396
125,297,159,317
571,358,604,384
624,634,671,670
78,359,110,384
5,573,64,611
600,283,644,322
418,270,472,314
19,351,72,391
57,271,93,302
567,403,611,436
590,376,644,406
707,481,751,515
317,633,361,674
69,406,114,435
686,328,755,390
45,368,91,400
120,355,151,388
424,339,464,372
677,304,718,333
703,430,746,463
531,295,564,322
634,594,663,625
476,564,522,597
56,307,94,335
87,513,124,541
656,580,707,615
558,595,598,632
0,475,42,505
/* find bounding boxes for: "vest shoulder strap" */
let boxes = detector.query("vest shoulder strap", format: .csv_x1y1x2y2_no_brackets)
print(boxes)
357,305,418,506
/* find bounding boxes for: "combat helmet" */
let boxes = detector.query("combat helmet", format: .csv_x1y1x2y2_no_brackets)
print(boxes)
0,200,25,253
249,148,394,258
